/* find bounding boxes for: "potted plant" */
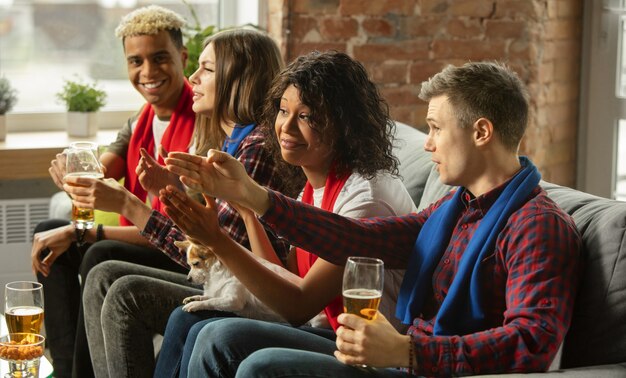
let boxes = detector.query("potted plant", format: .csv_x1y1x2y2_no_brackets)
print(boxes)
182,0,215,77
0,76,18,141
56,77,107,137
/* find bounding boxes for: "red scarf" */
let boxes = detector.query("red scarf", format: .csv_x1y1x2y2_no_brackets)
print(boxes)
122,80,195,226
296,165,351,331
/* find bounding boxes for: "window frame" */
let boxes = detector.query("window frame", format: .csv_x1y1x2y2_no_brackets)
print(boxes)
579,0,626,199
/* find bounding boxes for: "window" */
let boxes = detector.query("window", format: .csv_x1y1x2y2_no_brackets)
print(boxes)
0,0,259,130
579,0,626,200
617,121,626,200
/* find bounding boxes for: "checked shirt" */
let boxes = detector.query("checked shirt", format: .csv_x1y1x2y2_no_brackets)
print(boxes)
261,182,581,376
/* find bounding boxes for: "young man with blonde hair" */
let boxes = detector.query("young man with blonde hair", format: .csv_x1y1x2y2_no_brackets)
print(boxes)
31,6,194,377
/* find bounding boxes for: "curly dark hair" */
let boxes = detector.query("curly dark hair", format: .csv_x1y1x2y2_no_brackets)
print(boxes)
261,50,399,192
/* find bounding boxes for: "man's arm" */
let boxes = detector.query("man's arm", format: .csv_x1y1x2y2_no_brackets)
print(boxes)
101,113,135,180
61,174,189,268
260,190,421,268
100,151,125,181
165,149,426,267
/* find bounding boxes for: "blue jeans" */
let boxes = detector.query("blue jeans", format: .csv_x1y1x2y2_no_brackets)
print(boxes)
187,318,337,377
238,348,411,378
153,307,236,378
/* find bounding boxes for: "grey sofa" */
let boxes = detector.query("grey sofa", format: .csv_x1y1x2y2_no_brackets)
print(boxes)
393,122,626,376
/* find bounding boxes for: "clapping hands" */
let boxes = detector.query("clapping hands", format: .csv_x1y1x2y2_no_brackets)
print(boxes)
159,185,223,247
165,149,252,204
136,147,183,197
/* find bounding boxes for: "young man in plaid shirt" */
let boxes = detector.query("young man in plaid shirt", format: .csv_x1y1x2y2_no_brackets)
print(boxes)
165,61,582,377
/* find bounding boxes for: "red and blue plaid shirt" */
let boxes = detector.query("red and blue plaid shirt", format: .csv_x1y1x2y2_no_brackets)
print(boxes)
141,127,290,269
261,183,582,376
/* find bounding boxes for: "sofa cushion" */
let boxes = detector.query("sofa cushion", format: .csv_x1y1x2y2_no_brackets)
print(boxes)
392,122,436,208
542,181,626,368
473,362,626,377
392,122,453,211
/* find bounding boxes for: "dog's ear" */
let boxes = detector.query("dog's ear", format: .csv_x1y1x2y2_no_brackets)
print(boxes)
174,240,191,251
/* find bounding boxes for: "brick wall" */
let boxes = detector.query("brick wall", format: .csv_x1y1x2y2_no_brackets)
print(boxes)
265,0,583,187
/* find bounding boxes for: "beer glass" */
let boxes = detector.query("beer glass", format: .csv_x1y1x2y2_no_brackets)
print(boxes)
342,256,384,320
65,141,103,230
4,282,44,335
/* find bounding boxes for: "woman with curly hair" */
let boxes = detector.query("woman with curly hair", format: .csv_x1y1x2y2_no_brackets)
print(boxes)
157,50,416,377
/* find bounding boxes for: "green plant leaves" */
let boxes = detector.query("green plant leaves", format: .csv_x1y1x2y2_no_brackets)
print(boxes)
56,78,107,112
184,25,215,78
0,77,18,115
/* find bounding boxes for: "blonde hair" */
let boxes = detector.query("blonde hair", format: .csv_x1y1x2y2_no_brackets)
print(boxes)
115,5,185,40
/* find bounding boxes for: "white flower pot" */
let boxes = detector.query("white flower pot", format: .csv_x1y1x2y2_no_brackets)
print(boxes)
0,115,6,142
67,111,98,137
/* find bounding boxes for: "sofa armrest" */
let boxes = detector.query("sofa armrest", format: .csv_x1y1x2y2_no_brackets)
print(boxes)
471,362,626,377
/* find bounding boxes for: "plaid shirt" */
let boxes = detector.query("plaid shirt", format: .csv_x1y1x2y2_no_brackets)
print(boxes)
142,127,289,269
261,183,582,376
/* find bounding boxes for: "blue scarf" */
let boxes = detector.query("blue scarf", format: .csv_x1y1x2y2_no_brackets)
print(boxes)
395,156,540,336
222,123,256,156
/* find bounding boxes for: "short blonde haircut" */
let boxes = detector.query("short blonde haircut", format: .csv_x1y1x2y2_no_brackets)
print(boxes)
115,5,185,39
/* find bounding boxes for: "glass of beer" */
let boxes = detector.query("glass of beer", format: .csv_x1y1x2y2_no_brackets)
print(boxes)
4,282,44,334
65,141,103,230
342,256,384,320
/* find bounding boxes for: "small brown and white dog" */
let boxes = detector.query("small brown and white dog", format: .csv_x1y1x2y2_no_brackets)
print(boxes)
176,239,329,327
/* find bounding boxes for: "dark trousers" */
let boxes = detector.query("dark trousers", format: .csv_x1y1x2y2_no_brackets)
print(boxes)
34,219,188,378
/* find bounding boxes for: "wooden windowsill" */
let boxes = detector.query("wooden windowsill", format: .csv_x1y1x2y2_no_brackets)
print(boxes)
0,130,118,180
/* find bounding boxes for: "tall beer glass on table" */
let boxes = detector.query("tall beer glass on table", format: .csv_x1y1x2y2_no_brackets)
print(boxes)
4,282,44,335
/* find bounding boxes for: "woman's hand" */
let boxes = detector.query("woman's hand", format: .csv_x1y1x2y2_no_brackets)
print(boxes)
63,176,130,214
136,147,182,197
159,186,224,247
31,225,74,277
165,149,251,202
334,312,410,368
165,149,271,215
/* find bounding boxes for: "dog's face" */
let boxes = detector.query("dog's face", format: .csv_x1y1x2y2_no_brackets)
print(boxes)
175,239,216,285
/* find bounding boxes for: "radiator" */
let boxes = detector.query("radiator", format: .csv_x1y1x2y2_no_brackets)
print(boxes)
0,198,50,308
